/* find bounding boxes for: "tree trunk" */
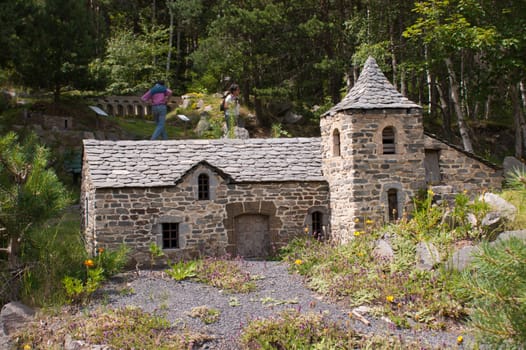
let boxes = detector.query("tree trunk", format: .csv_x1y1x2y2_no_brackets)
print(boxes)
166,3,174,78
511,83,526,159
444,57,473,152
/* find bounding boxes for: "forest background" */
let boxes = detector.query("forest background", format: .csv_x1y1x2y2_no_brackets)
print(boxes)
0,0,525,163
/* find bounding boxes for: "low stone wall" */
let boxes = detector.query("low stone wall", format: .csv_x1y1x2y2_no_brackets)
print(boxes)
89,96,182,117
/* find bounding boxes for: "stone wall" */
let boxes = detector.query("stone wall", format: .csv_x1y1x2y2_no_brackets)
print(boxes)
424,135,503,193
90,96,181,117
81,163,330,265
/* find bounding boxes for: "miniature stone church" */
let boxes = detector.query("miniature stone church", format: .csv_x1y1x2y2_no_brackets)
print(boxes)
81,57,502,263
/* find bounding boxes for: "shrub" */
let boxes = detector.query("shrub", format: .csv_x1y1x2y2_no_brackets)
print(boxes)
195,256,256,293
460,237,526,348
165,260,197,281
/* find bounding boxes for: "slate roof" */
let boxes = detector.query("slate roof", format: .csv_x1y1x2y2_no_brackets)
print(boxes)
323,56,420,117
83,138,324,188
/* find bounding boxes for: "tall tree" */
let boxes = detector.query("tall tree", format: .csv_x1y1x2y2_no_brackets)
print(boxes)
13,0,98,101
404,0,497,153
0,132,70,274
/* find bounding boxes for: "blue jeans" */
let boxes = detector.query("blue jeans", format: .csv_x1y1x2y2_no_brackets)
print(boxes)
151,104,168,140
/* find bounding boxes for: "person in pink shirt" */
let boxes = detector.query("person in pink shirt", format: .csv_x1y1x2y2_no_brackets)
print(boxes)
141,80,173,140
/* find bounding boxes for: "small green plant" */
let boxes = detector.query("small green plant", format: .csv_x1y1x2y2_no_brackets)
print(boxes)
165,260,197,281
195,257,256,293
504,167,526,191
62,265,104,305
188,305,221,324
148,242,164,269
95,245,130,278
460,237,526,348
271,123,291,138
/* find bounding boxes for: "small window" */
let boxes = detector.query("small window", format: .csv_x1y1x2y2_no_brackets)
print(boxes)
198,174,210,200
333,129,341,157
311,211,323,234
162,222,179,249
387,189,398,222
64,119,68,129
382,127,395,154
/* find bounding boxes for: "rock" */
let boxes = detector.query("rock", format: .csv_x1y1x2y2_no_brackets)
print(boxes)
1,301,35,335
446,245,481,272
495,229,526,242
195,114,210,136
373,239,394,262
481,192,517,223
415,242,441,271
503,156,526,175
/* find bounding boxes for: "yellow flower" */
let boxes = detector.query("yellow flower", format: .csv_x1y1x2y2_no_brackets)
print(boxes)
386,295,395,303
353,231,361,237
294,259,303,265
457,335,463,344
84,259,95,268
353,218,360,223
23,345,32,350
365,219,373,225
304,226,309,233
427,189,434,196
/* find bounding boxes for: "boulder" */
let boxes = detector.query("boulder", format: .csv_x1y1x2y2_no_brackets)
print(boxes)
446,245,481,272
1,301,35,336
415,242,441,271
481,192,517,223
373,239,394,262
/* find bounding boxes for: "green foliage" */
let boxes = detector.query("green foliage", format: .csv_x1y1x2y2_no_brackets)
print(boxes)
270,123,291,138
460,238,526,348
504,167,526,191
149,242,165,269
188,305,221,324
0,131,71,270
62,266,104,305
61,245,129,305
165,260,197,281
19,211,87,307
240,309,363,349
95,245,130,278
195,257,256,293
90,23,171,95
15,306,213,349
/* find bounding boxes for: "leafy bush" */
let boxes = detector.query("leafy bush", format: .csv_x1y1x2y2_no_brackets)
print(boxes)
165,259,197,281
460,237,526,348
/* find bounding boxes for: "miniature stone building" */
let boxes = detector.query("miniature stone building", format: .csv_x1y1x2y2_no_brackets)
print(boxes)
81,57,503,263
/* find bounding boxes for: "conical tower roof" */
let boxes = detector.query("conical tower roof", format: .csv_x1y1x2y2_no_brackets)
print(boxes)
323,56,420,117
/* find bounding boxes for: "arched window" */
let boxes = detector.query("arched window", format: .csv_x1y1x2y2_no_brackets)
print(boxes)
198,174,210,200
382,127,396,154
332,129,341,157
387,189,398,222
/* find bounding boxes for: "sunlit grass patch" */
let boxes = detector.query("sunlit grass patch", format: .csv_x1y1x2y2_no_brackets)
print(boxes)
15,306,214,349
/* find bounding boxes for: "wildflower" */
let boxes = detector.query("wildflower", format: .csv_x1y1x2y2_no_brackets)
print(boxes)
23,345,31,350
353,231,361,237
365,219,373,225
386,295,394,303
294,259,303,265
457,335,463,344
304,226,309,233
354,217,360,223
84,259,95,268
427,189,434,196
98,247,105,254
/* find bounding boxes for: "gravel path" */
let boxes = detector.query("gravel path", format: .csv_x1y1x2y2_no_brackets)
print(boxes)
93,260,468,349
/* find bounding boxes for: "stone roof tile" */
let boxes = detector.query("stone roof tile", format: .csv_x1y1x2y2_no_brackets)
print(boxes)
323,56,420,116
83,138,324,188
